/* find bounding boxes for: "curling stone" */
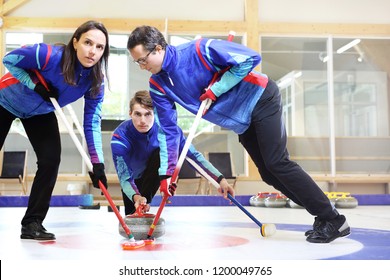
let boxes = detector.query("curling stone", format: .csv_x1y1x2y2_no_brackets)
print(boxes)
324,192,337,207
264,193,287,208
254,192,275,207
286,198,304,209
335,192,358,209
250,192,268,207
249,195,257,206
118,208,165,240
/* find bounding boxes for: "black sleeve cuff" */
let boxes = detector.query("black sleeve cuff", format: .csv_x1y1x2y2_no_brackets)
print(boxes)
159,175,172,181
216,175,224,183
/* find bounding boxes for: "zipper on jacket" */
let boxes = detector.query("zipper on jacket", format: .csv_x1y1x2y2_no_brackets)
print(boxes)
167,73,174,86
77,73,82,84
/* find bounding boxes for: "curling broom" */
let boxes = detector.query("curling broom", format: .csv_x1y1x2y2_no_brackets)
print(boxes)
145,99,209,242
33,70,145,249
185,156,276,237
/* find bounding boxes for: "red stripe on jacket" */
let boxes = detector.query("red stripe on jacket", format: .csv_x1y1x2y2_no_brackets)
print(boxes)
0,73,19,90
243,72,268,88
41,45,52,70
195,38,211,71
150,77,166,94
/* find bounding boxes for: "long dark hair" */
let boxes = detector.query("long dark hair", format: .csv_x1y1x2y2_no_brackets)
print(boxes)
61,20,109,97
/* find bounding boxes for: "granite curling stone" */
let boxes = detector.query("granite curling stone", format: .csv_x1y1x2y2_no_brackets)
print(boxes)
119,212,165,240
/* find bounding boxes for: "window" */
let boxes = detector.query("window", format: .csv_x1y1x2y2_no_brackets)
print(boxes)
262,36,390,174
102,35,130,120
262,36,390,137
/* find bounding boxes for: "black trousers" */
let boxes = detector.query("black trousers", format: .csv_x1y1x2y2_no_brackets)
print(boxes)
121,149,160,215
0,105,61,226
238,80,338,220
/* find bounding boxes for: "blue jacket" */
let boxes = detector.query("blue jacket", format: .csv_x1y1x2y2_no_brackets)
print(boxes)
111,119,223,201
0,43,105,163
149,38,269,176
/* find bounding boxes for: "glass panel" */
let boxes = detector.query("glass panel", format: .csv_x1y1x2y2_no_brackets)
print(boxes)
103,34,130,120
304,81,329,136
332,38,389,137
261,37,330,173
262,37,329,137
332,38,390,174
262,36,390,175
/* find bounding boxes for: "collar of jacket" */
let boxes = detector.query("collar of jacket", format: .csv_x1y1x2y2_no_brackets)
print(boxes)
160,44,178,74
74,60,93,78
128,119,158,139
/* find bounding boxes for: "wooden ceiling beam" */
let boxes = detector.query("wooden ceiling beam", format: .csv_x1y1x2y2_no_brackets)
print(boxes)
3,17,389,36
2,17,247,34
1,0,29,16
258,22,390,36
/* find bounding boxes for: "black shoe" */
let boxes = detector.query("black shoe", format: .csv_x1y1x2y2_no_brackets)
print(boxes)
305,217,324,236
21,221,56,241
306,215,350,243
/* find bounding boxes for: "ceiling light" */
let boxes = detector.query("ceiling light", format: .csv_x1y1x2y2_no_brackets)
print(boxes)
336,39,361,54
277,77,292,88
294,71,302,78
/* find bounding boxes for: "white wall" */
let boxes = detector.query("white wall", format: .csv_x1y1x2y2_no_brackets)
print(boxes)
7,0,244,20
7,0,390,24
259,0,390,24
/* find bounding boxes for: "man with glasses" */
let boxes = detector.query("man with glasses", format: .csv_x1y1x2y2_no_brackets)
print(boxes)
126,25,350,243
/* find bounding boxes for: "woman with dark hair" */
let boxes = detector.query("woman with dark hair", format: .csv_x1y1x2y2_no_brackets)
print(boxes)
0,20,110,241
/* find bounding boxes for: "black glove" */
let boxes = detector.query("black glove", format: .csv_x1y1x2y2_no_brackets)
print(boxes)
88,163,108,190
34,82,59,102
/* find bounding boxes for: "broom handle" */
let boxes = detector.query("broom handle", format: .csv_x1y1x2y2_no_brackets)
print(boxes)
185,157,264,228
33,69,134,239
50,97,134,239
147,100,207,239
147,31,236,239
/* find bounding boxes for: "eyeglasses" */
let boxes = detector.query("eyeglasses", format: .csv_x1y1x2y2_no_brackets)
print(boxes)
133,46,156,66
